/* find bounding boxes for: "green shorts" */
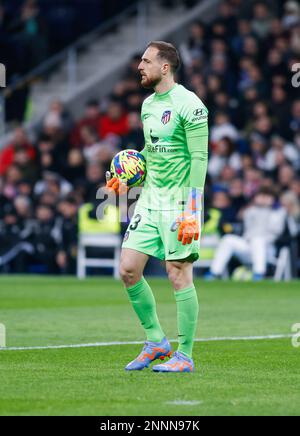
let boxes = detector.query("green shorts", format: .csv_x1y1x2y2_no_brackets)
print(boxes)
122,204,200,262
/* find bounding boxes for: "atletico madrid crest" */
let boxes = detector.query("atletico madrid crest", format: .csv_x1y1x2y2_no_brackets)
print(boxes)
161,110,171,124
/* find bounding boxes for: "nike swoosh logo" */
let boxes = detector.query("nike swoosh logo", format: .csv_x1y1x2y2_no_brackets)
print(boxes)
168,250,177,255
150,129,159,144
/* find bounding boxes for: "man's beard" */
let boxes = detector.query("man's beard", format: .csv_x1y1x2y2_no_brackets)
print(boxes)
141,74,161,89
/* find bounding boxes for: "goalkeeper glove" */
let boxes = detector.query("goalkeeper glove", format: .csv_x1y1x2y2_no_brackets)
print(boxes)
172,213,200,245
105,171,128,195
171,188,201,245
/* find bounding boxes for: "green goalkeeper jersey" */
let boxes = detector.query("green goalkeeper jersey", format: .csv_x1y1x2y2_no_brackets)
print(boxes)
138,83,208,210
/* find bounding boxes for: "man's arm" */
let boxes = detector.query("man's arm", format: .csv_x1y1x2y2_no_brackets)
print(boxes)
187,123,208,191
172,97,208,244
186,122,208,213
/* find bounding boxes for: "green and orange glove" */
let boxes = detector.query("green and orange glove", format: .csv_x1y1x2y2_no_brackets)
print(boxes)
171,188,202,245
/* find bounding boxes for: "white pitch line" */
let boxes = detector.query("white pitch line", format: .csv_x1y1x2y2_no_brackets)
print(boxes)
166,400,203,406
0,334,292,352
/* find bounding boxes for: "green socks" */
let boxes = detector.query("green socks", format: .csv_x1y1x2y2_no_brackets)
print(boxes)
126,279,199,356
174,285,199,358
126,277,165,343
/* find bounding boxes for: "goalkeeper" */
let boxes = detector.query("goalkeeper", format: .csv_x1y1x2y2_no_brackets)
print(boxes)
106,41,208,373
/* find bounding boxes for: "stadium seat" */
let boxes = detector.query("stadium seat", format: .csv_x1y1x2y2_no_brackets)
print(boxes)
270,246,292,282
77,203,121,279
77,233,121,279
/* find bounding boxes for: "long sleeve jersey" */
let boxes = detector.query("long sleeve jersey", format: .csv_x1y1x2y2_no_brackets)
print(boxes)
138,83,208,210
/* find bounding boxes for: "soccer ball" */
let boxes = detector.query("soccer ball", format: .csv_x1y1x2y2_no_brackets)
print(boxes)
232,266,253,281
110,149,146,187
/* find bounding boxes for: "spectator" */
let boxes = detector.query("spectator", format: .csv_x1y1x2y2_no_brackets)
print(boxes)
0,127,35,176
56,197,78,274
271,86,291,138
124,54,144,81
36,135,60,175
289,100,300,140
125,92,143,112
63,149,86,185
83,162,105,203
79,125,102,161
121,112,144,151
210,112,239,142
207,188,286,280
0,203,33,273
0,177,9,219
15,179,33,197
249,133,269,171
210,190,239,236
34,171,72,199
45,100,73,135
2,165,23,200
98,100,129,139
231,19,254,56
251,2,273,39
70,99,101,147
282,1,300,29
278,164,296,189
29,203,61,274
180,21,207,68
265,135,300,171
208,136,242,179
8,0,48,71
243,167,263,199
228,178,247,216
278,190,300,276
13,146,38,182
14,194,32,220
252,115,274,141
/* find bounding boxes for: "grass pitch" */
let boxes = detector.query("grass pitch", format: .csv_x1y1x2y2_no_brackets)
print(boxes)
0,276,299,416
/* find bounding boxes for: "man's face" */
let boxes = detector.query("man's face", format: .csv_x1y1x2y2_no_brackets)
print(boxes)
13,128,27,146
138,47,165,89
86,105,99,119
254,193,274,208
36,206,53,222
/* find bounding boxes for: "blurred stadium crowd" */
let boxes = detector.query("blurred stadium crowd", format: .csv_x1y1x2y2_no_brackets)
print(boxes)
0,0,136,121
0,0,136,71
0,0,300,276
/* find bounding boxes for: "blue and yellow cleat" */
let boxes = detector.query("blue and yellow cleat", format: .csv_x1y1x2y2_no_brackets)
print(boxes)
125,337,172,371
152,351,194,373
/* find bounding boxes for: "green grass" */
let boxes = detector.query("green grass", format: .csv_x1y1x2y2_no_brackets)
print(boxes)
0,276,299,416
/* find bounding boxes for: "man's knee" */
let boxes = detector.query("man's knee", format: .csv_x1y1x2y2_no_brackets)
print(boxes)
218,234,242,252
221,234,237,245
166,262,192,290
166,263,180,286
119,261,142,287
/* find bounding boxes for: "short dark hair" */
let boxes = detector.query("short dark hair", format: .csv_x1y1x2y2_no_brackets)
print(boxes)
256,186,276,198
86,99,99,107
146,41,181,73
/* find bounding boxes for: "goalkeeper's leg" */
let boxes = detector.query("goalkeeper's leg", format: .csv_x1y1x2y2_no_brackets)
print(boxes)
120,248,171,370
152,260,197,373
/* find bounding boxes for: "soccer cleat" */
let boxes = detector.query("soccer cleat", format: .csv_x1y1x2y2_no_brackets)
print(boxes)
125,337,172,371
204,271,219,281
253,273,264,281
152,351,194,373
